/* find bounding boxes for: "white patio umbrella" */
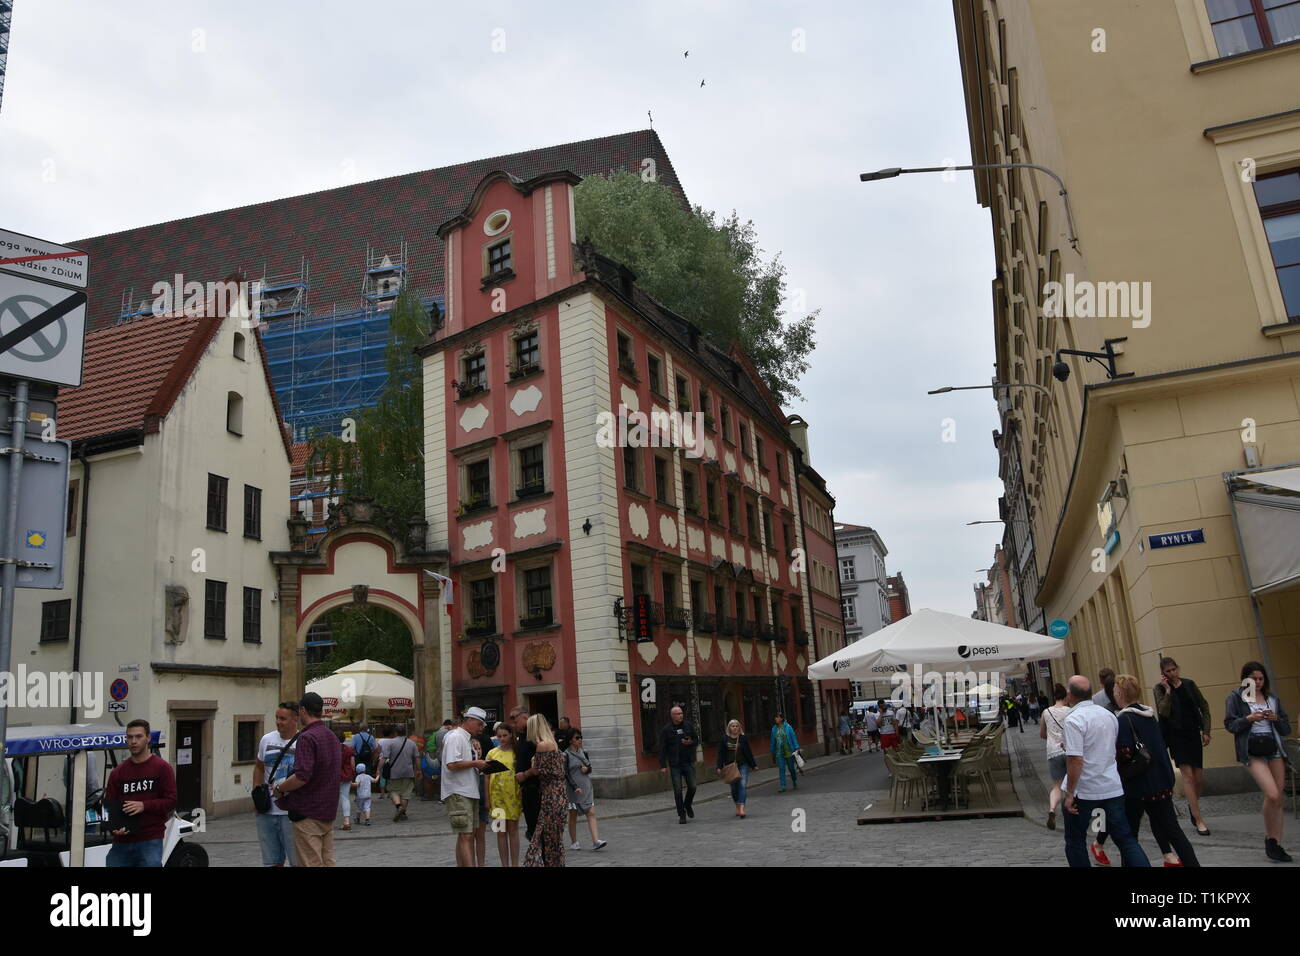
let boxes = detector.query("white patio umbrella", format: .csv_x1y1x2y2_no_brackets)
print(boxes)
807,609,1067,743
305,659,415,723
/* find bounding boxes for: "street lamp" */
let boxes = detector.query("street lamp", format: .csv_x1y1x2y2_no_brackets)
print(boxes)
928,383,1050,398
966,520,1003,526
860,163,1080,251
929,382,1058,438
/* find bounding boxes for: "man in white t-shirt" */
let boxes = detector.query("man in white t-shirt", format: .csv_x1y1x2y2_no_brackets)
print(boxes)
441,706,488,867
863,709,879,751
252,701,300,866
1061,676,1150,868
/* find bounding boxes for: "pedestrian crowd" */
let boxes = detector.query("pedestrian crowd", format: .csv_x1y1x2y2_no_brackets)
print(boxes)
1040,659,1292,867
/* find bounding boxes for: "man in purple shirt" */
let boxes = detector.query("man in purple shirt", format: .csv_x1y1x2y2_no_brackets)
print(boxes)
274,692,341,867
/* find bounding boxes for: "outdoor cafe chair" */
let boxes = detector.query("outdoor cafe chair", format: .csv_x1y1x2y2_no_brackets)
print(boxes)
884,750,933,812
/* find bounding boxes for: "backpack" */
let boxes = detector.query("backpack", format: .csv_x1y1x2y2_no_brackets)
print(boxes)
353,733,374,769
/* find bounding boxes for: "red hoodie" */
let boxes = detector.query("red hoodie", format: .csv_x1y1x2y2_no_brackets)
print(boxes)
105,754,177,843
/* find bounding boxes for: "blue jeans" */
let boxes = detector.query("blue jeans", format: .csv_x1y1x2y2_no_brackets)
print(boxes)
669,764,697,817
1064,794,1151,867
776,754,798,789
106,839,164,868
729,764,751,805
256,812,298,866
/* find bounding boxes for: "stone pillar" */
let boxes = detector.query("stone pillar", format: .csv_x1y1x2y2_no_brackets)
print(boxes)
278,568,302,703
419,574,443,732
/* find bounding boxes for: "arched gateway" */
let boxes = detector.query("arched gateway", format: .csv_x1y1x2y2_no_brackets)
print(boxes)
270,500,450,734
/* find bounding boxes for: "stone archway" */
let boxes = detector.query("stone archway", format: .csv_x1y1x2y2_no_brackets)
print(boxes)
270,510,449,735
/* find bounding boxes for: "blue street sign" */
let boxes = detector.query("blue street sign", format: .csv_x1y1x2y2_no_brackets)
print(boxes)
1049,619,1069,639
1148,528,1204,550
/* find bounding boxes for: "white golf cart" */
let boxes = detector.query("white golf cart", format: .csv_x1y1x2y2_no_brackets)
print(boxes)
1,723,207,867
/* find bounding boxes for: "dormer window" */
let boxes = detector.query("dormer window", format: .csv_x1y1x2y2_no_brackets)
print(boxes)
486,238,512,277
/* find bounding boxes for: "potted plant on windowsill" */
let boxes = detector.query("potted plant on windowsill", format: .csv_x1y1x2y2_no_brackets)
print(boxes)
509,360,541,381
465,619,495,638
518,610,553,629
515,481,545,499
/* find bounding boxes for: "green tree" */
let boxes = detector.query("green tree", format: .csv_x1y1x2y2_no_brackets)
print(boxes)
308,291,427,535
574,170,817,406
319,605,413,678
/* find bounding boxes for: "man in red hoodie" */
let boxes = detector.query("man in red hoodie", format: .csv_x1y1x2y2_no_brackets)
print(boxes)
104,719,177,867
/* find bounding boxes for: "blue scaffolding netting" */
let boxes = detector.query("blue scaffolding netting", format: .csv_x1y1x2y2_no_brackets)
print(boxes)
262,296,441,442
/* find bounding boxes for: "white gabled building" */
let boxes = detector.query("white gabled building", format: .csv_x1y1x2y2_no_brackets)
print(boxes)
7,292,291,817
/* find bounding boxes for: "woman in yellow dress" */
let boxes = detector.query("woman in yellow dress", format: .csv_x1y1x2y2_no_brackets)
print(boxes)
486,724,522,867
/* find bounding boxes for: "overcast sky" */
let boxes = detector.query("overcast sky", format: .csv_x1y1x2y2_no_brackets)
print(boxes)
0,0,1004,617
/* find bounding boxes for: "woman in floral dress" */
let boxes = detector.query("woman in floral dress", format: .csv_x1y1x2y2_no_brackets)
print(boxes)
523,714,565,868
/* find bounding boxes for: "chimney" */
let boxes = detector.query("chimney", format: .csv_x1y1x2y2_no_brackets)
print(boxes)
786,415,810,461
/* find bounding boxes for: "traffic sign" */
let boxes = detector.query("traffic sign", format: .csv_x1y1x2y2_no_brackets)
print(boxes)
0,272,87,387
107,701,128,714
1048,618,1069,639
0,228,88,288
0,434,69,588
109,679,129,701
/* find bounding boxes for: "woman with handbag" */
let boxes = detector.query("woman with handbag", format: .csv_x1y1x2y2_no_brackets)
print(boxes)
1225,660,1294,862
715,719,757,817
564,729,606,851
771,713,801,791
1113,675,1199,867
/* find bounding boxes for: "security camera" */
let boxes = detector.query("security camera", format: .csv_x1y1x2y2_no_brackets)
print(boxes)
1052,360,1071,383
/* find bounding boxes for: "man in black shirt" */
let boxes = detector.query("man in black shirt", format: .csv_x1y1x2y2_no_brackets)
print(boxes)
555,716,575,752
659,705,699,824
510,705,540,841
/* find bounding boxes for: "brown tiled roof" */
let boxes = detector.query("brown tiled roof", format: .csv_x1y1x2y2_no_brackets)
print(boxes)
72,130,685,331
289,441,312,473
59,300,292,461
58,312,222,443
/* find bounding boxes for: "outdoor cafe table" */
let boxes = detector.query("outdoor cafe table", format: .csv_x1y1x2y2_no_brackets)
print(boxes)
915,751,963,811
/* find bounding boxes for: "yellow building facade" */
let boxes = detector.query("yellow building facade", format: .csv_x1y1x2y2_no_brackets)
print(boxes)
954,0,1300,786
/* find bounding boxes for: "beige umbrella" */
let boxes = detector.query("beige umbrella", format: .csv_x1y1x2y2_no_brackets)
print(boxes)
305,659,414,723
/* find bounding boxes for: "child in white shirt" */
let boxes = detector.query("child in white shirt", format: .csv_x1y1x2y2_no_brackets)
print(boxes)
352,763,376,826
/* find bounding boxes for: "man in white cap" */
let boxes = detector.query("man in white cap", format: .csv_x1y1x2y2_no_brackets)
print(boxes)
442,706,489,867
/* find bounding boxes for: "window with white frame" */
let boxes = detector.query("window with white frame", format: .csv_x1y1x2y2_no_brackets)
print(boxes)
840,557,856,581
841,596,857,625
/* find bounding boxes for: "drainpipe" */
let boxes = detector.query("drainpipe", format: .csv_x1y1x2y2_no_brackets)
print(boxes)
70,446,90,723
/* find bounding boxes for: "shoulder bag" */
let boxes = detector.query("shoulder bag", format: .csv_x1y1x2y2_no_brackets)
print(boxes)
1116,715,1151,781
721,737,741,784
252,730,302,814
381,737,408,784
1247,697,1281,757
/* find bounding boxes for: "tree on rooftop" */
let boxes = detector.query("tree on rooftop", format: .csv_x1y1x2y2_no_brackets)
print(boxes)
574,170,817,406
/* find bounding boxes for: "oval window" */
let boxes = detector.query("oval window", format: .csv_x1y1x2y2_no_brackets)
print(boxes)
484,209,511,236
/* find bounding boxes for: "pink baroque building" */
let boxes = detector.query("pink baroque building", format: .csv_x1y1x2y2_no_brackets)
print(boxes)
419,170,831,796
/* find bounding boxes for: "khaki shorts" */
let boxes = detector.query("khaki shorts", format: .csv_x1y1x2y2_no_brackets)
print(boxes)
387,777,415,800
445,793,479,834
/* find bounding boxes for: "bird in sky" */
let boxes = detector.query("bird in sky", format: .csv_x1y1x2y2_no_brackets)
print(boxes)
700,78,705,87
684,50,689,58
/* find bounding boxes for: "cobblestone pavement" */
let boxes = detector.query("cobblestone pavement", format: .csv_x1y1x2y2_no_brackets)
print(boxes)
191,736,1285,866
